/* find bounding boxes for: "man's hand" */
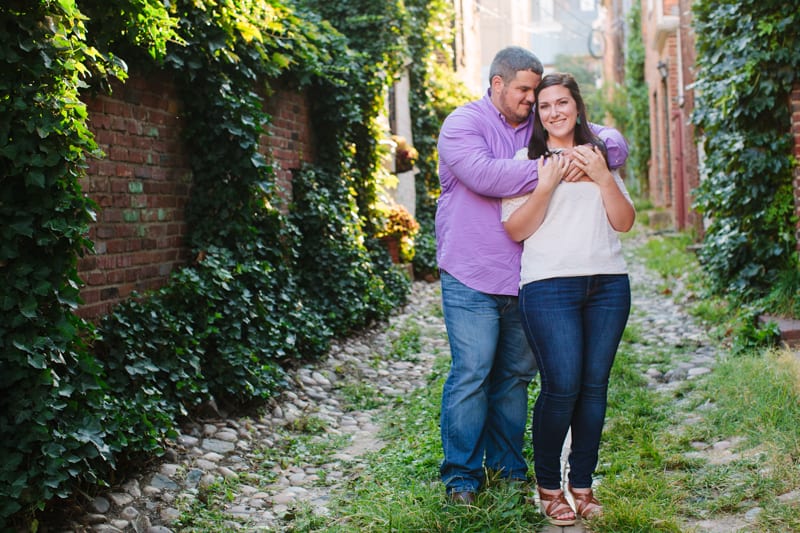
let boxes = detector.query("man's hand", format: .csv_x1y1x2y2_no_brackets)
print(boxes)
558,147,587,182
559,145,606,182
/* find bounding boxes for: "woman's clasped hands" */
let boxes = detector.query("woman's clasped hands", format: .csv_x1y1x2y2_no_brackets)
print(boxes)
538,145,612,186
570,144,613,185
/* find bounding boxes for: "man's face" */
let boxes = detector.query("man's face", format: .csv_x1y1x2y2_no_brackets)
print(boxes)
491,70,541,127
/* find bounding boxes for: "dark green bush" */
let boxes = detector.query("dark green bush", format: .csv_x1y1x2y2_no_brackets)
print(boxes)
411,215,439,280
291,166,409,336
1,0,418,528
692,0,800,297
98,244,330,409
0,0,126,522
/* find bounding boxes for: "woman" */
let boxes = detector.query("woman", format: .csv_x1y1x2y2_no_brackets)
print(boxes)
501,73,635,525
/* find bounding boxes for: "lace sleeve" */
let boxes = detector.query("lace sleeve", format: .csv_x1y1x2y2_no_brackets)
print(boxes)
501,194,530,222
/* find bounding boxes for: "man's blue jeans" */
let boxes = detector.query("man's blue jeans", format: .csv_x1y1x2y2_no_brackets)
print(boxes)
519,274,630,490
439,272,537,494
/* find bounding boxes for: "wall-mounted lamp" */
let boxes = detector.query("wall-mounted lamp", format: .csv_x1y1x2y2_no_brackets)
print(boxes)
657,61,669,81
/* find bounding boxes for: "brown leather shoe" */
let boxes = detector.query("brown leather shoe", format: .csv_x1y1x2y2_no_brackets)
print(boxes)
448,490,476,505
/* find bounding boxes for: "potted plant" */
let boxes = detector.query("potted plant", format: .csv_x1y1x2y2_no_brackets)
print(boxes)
392,135,418,173
375,203,420,263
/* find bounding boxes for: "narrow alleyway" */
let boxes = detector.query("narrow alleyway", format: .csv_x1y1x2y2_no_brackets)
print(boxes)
52,231,757,532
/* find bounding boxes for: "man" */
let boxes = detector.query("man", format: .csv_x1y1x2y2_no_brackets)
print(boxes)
436,46,628,504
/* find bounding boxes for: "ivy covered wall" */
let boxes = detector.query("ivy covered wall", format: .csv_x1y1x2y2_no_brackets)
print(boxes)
76,73,316,319
692,0,800,297
1,0,450,526
78,73,193,318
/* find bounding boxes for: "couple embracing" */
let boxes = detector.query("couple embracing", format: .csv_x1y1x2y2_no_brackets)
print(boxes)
436,46,635,526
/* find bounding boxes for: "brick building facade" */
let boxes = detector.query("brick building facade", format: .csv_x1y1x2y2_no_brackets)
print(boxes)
642,0,702,233
641,0,799,242
77,71,313,318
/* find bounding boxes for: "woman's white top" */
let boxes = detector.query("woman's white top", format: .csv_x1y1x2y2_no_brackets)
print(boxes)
501,148,632,287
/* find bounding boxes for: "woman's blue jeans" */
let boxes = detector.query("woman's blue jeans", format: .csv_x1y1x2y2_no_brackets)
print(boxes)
439,272,537,494
519,274,630,490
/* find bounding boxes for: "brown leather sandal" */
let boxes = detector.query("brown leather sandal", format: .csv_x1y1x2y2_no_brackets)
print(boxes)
568,484,603,519
537,488,576,526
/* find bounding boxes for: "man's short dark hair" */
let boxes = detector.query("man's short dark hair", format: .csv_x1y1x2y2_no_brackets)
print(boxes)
489,46,544,84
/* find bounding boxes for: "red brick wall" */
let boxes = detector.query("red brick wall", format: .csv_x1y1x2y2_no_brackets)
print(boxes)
676,0,701,235
264,86,316,208
792,82,800,251
77,73,314,319
648,35,678,211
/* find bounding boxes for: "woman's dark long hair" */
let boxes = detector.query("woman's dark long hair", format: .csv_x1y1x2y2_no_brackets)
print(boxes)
528,72,609,168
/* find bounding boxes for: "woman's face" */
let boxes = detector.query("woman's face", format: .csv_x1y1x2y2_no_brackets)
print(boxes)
536,84,578,142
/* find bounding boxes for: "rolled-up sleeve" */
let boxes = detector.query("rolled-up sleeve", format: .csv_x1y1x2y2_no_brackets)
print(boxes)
590,123,629,169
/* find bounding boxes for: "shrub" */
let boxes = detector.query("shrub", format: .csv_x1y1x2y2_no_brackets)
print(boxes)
691,0,800,297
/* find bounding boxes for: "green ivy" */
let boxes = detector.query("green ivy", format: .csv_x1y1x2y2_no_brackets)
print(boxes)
98,245,328,407
80,0,180,62
290,166,409,336
599,1,649,195
0,0,129,523
692,0,800,296
1,0,421,527
300,0,408,234
622,2,650,194
404,0,474,279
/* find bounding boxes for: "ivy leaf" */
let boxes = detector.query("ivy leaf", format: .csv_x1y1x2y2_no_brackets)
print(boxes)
756,20,773,35
26,351,47,370
10,218,35,238
25,171,46,188
56,0,77,17
19,294,38,318
270,52,291,69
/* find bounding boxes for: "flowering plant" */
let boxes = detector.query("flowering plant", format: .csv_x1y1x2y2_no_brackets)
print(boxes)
392,135,418,173
375,203,419,239
375,203,420,263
